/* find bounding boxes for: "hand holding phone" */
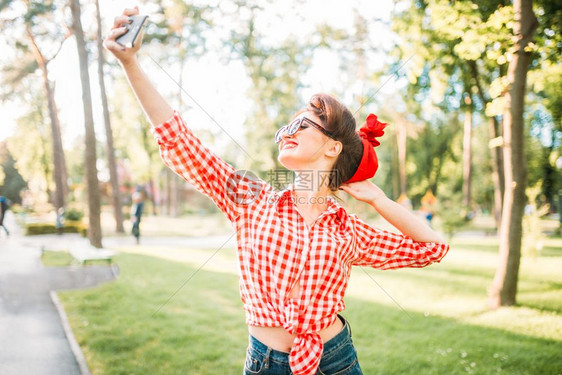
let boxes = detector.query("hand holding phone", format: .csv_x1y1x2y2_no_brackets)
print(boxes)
116,15,148,48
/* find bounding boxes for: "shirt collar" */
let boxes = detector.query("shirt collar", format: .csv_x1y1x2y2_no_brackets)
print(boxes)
273,186,293,208
273,184,346,221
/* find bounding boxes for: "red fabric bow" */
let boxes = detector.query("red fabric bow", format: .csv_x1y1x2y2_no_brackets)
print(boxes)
345,114,388,184
358,113,387,147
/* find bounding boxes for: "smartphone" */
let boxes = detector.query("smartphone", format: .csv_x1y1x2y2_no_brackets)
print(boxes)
116,15,148,48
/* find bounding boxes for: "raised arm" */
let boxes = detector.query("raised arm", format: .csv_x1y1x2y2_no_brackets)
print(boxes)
102,8,269,223
340,180,445,243
103,7,172,125
341,180,449,269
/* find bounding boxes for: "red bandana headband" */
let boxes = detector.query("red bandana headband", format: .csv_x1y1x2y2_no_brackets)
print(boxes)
345,113,388,183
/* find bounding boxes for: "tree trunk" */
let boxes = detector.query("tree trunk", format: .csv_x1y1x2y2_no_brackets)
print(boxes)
139,122,158,215
170,173,179,217
430,157,442,196
94,0,124,233
391,129,400,198
170,37,186,218
468,61,504,229
489,0,538,308
462,94,473,209
489,117,504,229
70,0,103,248
147,177,158,215
397,121,407,197
26,27,68,211
37,124,53,204
166,169,172,215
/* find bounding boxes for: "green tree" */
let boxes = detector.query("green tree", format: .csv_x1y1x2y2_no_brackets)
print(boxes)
526,0,562,208
407,113,461,199
462,94,474,209
69,0,102,248
390,0,558,307
489,0,538,308
94,0,124,232
390,0,512,227
0,0,69,210
0,142,28,204
5,87,53,203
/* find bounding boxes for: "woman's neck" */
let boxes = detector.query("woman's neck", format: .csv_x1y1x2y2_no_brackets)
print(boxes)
292,170,331,211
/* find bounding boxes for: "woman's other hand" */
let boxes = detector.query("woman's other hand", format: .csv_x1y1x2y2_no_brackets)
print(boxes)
339,180,386,206
103,6,142,65
342,180,446,243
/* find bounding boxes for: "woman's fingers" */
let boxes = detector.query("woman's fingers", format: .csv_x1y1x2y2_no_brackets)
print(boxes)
103,26,127,48
113,15,131,29
103,39,124,53
103,26,127,51
122,7,139,17
104,8,141,59
108,26,128,40
112,7,139,29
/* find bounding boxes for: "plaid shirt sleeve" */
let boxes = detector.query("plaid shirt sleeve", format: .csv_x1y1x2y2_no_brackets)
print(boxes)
350,214,449,269
151,111,259,223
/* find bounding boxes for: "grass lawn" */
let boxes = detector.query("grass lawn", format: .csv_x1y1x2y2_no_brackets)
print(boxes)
58,233,562,374
100,211,233,238
41,250,75,267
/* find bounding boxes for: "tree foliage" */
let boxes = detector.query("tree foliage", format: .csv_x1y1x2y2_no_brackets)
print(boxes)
389,0,560,211
5,88,52,197
0,142,27,204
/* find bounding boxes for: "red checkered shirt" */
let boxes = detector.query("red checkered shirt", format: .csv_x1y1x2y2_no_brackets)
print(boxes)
152,111,449,374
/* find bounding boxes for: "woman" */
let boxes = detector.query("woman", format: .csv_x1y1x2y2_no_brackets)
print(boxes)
104,8,449,375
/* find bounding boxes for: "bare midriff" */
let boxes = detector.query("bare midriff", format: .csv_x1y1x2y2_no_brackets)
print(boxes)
248,316,344,353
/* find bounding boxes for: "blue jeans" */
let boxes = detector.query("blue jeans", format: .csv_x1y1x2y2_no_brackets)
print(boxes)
244,315,362,375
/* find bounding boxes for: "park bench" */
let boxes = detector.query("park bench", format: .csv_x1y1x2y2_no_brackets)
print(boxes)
69,247,116,265
40,242,115,265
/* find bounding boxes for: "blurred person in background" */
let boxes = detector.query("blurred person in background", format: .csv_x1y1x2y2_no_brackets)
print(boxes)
0,196,11,237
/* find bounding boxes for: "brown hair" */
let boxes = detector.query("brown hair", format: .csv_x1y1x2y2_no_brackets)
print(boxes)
303,94,363,191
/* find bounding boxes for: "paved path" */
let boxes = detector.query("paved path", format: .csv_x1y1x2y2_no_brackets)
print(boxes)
0,212,236,375
0,212,117,375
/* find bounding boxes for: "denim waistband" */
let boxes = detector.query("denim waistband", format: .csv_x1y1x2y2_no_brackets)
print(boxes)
322,314,352,355
248,314,352,360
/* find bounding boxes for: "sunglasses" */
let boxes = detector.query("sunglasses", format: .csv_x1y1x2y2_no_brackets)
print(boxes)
274,114,336,144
